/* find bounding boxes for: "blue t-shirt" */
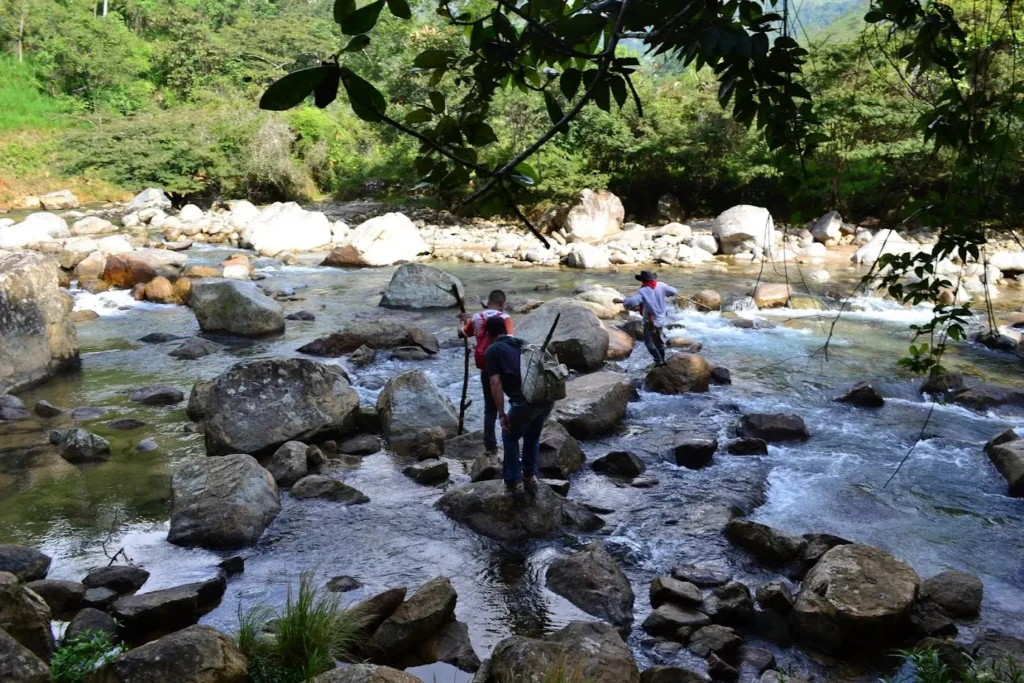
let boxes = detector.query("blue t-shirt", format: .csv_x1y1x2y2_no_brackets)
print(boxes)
484,336,525,404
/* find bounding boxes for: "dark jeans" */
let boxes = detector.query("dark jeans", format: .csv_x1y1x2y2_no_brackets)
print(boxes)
481,371,498,451
502,401,553,485
644,320,666,364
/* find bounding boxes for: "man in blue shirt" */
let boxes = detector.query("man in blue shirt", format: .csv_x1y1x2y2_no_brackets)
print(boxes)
483,316,553,494
618,270,678,366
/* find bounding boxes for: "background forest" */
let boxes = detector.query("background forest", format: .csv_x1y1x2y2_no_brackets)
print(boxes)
0,0,1013,224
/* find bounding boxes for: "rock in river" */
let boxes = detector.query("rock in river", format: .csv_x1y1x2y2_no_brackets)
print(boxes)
376,371,458,451
97,624,245,682
490,621,639,683
128,384,184,406
241,201,332,256
290,475,370,504
0,545,51,582
791,543,919,653
0,252,79,394
367,576,457,663
0,571,53,661
552,372,633,438
713,205,774,255
64,607,118,642
724,519,807,566
835,381,885,408
983,438,1024,497
266,441,309,488
645,354,711,395
323,212,429,267
110,576,227,644
49,428,111,463
546,542,635,630
0,627,49,683
190,279,285,337
202,358,359,456
299,321,439,356
736,413,809,442
83,566,150,595
380,263,465,309
101,249,187,288
516,298,609,373
920,570,983,619
592,451,645,478
436,480,603,543
168,454,281,549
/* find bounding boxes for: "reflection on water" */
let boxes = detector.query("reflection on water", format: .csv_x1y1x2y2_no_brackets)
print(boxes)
2,254,1024,679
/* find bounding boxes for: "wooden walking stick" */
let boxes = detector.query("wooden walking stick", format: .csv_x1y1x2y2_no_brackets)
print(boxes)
450,284,471,435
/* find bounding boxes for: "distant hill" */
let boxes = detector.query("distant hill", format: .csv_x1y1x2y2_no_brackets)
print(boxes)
792,0,869,44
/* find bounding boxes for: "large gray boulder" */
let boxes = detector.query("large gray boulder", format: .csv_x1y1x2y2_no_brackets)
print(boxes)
95,624,245,682
127,188,172,212
984,438,1024,497
490,621,640,683
190,279,284,336
552,372,633,438
202,358,359,456
367,576,457,662
322,213,429,267
241,202,332,256
811,211,842,244
101,249,187,288
0,213,68,248
516,299,609,372
39,190,78,211
713,205,775,255
0,252,79,393
315,664,420,683
168,454,281,549
0,627,48,683
0,545,50,582
436,480,603,542
546,542,635,630
380,263,464,309
376,371,458,451
0,571,53,661
110,577,226,645
791,544,920,653
560,189,625,243
851,229,917,265
298,321,439,356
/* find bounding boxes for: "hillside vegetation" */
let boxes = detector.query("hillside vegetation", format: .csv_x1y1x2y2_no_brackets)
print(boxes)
0,0,1018,227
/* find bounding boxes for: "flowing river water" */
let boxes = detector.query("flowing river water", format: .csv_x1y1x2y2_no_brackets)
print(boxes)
1,243,1023,682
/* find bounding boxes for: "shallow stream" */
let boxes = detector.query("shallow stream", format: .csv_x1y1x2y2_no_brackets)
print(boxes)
2,248,1023,681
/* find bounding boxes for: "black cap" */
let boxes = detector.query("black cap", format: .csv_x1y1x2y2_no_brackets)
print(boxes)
636,270,656,282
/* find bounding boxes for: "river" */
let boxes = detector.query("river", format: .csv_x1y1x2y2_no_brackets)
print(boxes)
1,245,1022,681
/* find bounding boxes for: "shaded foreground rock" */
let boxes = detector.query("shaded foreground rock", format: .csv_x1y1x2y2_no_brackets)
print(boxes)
921,571,983,618
0,545,51,582
0,252,79,394
95,624,245,683
0,627,49,683
436,480,603,542
202,358,359,456
553,372,633,438
547,542,634,630
490,621,640,683
315,664,419,683
791,543,919,653
111,576,226,644
168,454,281,549
724,520,807,566
24,580,84,619
65,607,118,642
367,576,457,662
415,620,480,673
0,571,53,660
984,437,1024,497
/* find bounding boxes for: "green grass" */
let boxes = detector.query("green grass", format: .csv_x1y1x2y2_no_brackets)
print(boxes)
886,648,1023,683
235,571,366,683
50,631,122,683
0,57,68,133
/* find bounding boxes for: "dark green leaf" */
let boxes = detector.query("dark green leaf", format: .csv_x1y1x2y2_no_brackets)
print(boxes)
404,108,433,124
343,35,370,52
333,0,356,24
560,69,583,100
314,70,340,109
386,0,411,19
259,66,337,111
413,49,453,69
609,76,627,109
342,0,385,35
464,121,498,146
428,90,446,113
340,68,386,121
544,91,564,126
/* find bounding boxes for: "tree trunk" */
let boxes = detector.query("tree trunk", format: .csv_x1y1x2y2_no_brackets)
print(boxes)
17,0,27,62
102,0,108,17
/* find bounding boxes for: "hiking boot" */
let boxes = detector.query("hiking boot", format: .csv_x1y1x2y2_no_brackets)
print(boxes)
523,477,539,497
504,480,523,493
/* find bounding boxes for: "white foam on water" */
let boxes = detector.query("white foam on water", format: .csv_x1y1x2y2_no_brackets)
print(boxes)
255,265,327,274
72,289,171,316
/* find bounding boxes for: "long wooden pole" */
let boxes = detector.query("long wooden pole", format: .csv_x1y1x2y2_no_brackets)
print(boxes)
451,284,470,435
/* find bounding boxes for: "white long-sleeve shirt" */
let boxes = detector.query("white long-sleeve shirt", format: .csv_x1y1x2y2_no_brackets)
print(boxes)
623,282,678,328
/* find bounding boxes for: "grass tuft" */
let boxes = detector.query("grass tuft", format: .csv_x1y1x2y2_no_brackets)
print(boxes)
50,631,122,683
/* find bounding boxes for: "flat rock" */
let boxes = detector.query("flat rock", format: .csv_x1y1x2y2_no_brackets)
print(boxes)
650,577,703,609
83,566,150,595
724,519,807,565
111,576,226,644
290,475,370,504
298,321,439,356
403,459,449,485
835,381,885,408
315,664,420,683
190,279,285,336
339,434,383,456
736,413,809,442
169,337,222,360
553,372,633,438
97,624,245,682
726,438,767,455
436,480,603,543
642,603,711,635
128,384,184,405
